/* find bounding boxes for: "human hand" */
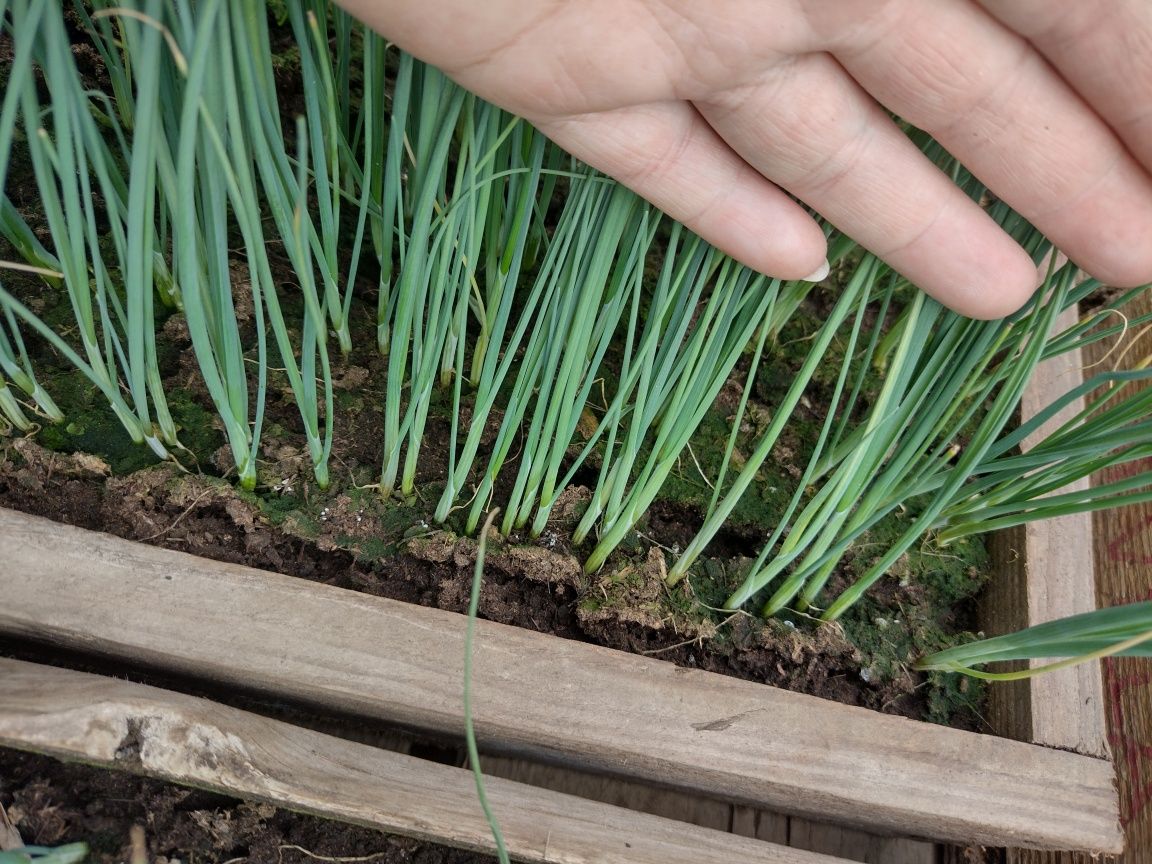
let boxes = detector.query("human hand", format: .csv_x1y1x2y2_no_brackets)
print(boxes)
335,0,1152,319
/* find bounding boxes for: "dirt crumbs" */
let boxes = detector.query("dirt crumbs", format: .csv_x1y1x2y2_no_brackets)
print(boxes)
0,748,492,864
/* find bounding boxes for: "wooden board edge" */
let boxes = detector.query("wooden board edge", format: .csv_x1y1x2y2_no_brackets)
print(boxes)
0,658,847,864
979,303,1115,864
982,302,1108,754
983,303,1108,755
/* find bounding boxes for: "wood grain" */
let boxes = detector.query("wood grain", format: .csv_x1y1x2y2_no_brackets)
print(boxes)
482,760,934,863
1086,287,1152,864
0,507,1121,851
786,819,937,863
732,806,790,846
1018,306,1108,755
984,295,1152,864
481,756,735,831
982,304,1107,756
0,658,844,864
980,303,1111,864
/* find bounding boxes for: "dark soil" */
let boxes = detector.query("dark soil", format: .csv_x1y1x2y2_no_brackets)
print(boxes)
0,748,493,864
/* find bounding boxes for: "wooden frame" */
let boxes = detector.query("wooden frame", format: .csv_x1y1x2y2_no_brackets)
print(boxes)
983,307,1106,758
0,506,1121,854
0,657,843,864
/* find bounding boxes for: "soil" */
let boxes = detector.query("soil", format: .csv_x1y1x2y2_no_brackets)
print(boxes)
0,748,493,864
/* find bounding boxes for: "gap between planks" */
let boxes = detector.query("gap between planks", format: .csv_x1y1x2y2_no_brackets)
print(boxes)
479,756,937,863
0,506,1121,852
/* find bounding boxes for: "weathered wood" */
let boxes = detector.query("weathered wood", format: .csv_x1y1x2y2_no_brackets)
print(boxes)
0,507,1121,851
786,819,938,864
0,658,844,864
481,756,734,831
483,761,934,863
983,298,1152,864
1086,288,1152,864
981,304,1111,864
984,525,1036,741
732,806,790,846
982,304,1107,756
1017,305,1108,755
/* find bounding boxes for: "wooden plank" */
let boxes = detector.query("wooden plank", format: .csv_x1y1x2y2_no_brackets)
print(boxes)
1016,305,1108,755
1086,287,1152,864
980,304,1112,864
0,507,1121,852
983,304,1107,756
0,658,844,864
984,297,1152,864
983,525,1037,739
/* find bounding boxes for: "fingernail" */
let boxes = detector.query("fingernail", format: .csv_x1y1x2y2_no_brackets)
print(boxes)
802,260,830,283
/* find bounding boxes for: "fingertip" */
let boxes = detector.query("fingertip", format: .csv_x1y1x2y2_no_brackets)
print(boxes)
1040,158,1152,294
1074,245,1152,293
536,105,830,284
801,259,831,283
613,138,830,283
718,205,829,283
910,232,1041,321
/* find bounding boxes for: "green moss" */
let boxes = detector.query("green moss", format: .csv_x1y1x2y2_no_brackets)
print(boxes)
249,477,433,563
924,670,986,726
653,407,801,532
347,535,396,561
238,482,297,525
834,514,991,725
165,390,225,459
34,369,160,474
265,0,294,25
29,360,224,475
282,508,322,540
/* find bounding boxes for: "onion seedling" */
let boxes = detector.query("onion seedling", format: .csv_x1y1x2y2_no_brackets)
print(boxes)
4,0,173,455
917,601,1152,680
3,0,1151,668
